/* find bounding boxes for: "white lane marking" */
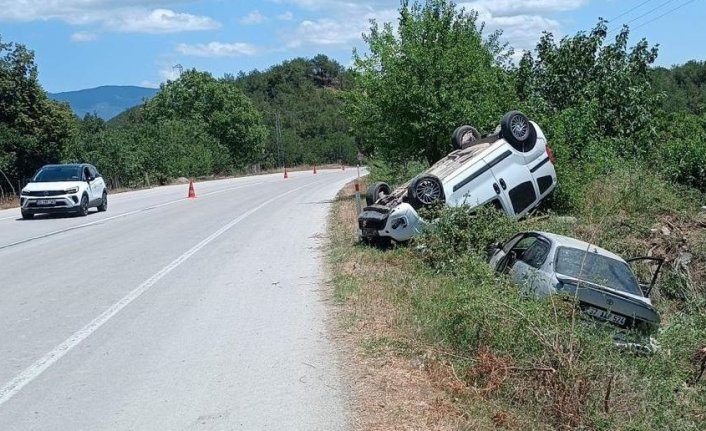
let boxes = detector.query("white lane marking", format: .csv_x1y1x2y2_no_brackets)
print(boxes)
0,184,308,407
0,182,267,250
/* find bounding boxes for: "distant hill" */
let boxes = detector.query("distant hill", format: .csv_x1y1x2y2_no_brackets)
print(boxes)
48,85,158,120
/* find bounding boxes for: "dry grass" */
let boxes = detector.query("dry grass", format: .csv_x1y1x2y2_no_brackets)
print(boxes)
0,196,19,209
327,185,466,431
326,183,544,431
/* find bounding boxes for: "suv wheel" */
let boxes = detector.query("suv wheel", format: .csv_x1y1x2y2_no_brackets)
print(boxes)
78,194,89,217
366,182,391,206
501,111,537,152
408,174,444,209
98,191,108,212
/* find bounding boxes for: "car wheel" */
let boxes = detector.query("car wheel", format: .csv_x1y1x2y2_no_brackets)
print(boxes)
451,125,481,150
21,210,34,220
500,111,537,152
408,174,444,209
98,191,108,212
78,194,89,216
365,182,391,206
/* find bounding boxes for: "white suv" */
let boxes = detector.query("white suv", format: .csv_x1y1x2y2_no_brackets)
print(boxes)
359,111,557,244
20,164,108,219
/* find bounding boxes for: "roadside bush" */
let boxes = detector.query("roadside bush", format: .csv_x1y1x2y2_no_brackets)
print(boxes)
415,206,517,272
365,158,427,187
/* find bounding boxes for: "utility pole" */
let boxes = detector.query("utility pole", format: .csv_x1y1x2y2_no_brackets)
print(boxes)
173,64,183,78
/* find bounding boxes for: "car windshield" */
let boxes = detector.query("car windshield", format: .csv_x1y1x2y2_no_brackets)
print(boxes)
32,166,81,182
555,247,642,296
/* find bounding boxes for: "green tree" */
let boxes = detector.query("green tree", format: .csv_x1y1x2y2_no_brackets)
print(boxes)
236,55,357,167
348,0,517,164
0,35,77,184
144,70,267,168
516,20,660,159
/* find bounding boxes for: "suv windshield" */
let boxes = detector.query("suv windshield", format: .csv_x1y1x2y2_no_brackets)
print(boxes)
32,166,82,183
555,247,642,296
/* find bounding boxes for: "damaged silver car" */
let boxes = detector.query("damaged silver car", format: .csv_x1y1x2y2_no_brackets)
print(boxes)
488,231,664,346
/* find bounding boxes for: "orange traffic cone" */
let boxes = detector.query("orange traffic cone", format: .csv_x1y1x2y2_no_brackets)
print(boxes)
284,168,288,179
313,165,317,174
187,181,196,199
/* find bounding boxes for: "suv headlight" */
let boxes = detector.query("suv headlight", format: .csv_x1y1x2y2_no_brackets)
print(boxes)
65,186,79,194
21,190,30,196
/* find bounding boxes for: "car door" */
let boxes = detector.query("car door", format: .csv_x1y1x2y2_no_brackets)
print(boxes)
89,165,106,197
482,145,537,217
501,234,553,295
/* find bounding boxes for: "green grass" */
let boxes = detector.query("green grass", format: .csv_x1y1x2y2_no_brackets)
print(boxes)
328,162,706,430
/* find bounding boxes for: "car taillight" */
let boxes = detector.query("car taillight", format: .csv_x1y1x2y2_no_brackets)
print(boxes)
546,145,556,164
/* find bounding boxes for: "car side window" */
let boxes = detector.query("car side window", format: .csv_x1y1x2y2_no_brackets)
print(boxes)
82,167,91,181
518,238,551,268
89,165,100,178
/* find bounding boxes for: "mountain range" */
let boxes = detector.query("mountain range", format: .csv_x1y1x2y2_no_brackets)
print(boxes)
49,85,158,120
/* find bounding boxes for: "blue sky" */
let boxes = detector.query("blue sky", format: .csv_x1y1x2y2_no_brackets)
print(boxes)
0,0,703,93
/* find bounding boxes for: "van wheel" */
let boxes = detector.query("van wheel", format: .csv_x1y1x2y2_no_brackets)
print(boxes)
366,182,391,206
501,111,537,152
408,175,444,209
451,125,481,150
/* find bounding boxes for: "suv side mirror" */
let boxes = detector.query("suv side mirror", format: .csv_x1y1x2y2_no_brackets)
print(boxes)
86,176,94,182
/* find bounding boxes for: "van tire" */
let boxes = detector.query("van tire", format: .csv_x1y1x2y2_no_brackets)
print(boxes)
366,182,391,206
451,125,481,150
501,111,537,152
408,175,444,209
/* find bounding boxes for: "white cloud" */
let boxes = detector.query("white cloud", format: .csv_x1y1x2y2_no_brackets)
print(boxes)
140,79,161,88
70,31,99,42
106,8,220,33
240,10,267,25
0,1,219,34
462,0,589,16
159,65,182,82
176,42,259,57
285,8,397,48
277,0,588,55
277,11,294,21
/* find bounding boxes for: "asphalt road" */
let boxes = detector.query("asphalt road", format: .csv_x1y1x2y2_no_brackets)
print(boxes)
0,169,359,430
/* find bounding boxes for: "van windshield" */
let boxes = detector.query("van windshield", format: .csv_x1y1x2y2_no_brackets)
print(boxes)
32,166,82,182
555,247,642,296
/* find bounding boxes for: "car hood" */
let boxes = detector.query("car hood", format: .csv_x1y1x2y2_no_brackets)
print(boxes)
23,181,84,192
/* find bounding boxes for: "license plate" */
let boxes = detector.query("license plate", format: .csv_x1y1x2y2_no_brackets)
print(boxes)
361,228,378,237
584,307,626,326
37,199,56,206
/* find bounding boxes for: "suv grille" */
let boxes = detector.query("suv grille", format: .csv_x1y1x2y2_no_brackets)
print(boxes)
26,190,66,197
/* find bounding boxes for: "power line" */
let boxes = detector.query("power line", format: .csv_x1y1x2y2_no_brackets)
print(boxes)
613,0,679,29
609,0,656,22
632,0,699,30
